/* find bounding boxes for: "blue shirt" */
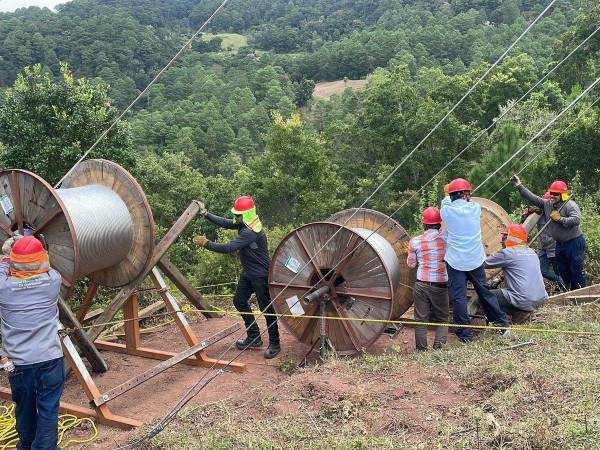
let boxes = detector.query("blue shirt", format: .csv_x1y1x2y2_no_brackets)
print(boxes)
440,196,486,271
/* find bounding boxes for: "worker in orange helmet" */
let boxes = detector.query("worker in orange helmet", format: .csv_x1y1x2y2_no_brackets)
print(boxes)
441,178,510,342
193,196,281,359
484,224,547,318
512,176,585,290
0,235,64,449
406,207,449,351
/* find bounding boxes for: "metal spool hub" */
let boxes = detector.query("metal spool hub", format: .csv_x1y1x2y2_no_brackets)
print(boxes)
0,159,154,295
269,210,409,355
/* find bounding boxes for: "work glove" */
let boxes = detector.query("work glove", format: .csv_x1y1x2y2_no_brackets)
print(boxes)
197,202,208,217
550,210,562,222
193,235,209,247
401,241,410,253
443,183,449,196
1,235,21,256
511,175,521,186
529,206,543,215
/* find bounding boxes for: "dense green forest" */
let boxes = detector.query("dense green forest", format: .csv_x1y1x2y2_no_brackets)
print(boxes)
0,0,599,286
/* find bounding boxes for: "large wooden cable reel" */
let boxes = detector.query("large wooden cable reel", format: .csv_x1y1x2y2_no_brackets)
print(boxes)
269,208,413,355
0,159,155,298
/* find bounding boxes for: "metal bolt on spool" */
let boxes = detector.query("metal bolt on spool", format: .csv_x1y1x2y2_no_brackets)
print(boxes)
269,208,413,355
0,159,155,297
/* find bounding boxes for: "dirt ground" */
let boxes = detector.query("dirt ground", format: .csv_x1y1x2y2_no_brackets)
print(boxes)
313,79,366,99
1,314,463,449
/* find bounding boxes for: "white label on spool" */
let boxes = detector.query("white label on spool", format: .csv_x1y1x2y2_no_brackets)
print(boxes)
0,195,13,216
286,295,305,316
284,255,302,273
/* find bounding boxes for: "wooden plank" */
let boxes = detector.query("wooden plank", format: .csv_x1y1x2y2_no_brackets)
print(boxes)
10,172,23,235
60,332,142,429
546,284,600,304
86,201,202,342
100,299,165,339
83,309,103,324
157,256,220,318
94,340,246,372
123,294,141,350
93,324,239,407
76,282,99,323
58,297,108,373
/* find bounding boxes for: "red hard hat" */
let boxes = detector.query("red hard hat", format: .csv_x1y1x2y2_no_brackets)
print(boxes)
11,236,44,255
421,207,442,225
548,180,568,194
231,195,255,214
448,178,473,193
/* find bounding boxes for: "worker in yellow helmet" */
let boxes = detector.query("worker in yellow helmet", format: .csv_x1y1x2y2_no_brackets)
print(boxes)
193,196,280,359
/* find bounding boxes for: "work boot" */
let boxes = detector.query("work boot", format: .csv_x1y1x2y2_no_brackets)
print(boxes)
236,336,263,350
264,342,281,359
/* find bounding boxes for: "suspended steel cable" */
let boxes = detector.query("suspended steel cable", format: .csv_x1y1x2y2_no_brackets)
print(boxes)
489,94,600,201
55,0,231,188
473,76,600,192
120,2,567,446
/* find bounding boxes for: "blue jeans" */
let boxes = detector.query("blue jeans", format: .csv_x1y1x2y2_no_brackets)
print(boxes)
9,357,64,450
538,250,561,284
446,263,509,342
555,235,586,290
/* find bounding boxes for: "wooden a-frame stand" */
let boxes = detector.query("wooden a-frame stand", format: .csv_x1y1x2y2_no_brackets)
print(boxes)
0,201,247,429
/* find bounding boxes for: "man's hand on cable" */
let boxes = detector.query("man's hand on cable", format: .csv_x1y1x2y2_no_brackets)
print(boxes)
443,183,450,196
550,210,562,222
511,175,521,186
197,201,208,217
193,235,209,247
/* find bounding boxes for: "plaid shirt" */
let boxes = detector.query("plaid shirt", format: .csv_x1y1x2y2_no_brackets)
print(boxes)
407,229,448,283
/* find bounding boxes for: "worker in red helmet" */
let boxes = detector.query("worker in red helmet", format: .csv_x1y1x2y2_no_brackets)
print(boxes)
406,207,449,350
0,235,64,449
441,178,510,342
512,176,585,290
484,224,547,319
193,196,280,359
521,192,566,291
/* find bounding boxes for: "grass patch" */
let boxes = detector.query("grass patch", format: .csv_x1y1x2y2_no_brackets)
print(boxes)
137,304,600,449
201,33,247,50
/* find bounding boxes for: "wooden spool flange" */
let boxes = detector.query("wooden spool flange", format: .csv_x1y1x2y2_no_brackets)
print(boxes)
0,159,154,296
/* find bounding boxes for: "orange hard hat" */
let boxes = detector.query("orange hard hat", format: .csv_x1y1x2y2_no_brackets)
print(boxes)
421,207,442,225
448,178,473,193
501,224,528,247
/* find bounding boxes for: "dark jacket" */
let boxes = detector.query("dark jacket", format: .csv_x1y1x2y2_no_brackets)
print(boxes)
517,185,582,243
205,213,270,277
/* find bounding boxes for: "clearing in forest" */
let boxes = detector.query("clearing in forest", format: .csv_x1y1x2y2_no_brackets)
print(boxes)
313,79,367,100
200,32,248,50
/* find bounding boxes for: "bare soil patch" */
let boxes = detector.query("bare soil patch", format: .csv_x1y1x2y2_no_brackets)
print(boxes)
313,79,366,100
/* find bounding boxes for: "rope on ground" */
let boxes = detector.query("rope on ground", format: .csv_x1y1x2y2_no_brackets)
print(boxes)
0,405,97,449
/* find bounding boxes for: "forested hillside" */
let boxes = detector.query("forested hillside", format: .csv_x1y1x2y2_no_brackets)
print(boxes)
0,0,599,285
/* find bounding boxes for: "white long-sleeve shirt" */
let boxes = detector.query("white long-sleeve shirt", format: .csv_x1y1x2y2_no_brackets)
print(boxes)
440,196,486,271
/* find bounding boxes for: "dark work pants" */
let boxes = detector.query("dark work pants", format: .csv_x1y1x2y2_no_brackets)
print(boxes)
9,357,64,450
538,250,561,284
446,263,509,342
555,235,586,290
233,274,280,345
413,281,449,351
